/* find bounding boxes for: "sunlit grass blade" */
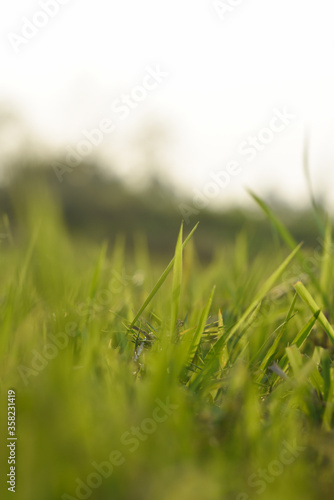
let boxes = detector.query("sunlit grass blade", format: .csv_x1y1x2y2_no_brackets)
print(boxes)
130,222,199,328
218,308,224,335
294,281,334,345
171,222,183,335
248,191,297,248
224,243,302,343
249,191,323,299
291,312,319,350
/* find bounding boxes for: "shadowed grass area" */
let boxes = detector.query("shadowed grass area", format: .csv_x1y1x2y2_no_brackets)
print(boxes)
1,189,334,500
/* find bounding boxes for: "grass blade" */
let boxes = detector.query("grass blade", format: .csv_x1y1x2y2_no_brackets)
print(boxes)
171,222,183,334
130,222,199,328
249,191,324,300
188,285,216,364
294,281,334,345
224,243,302,343
248,191,296,248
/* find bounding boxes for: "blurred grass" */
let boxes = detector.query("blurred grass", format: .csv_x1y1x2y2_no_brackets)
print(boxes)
1,179,334,499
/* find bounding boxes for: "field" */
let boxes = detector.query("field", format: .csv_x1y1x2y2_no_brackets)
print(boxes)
1,188,334,500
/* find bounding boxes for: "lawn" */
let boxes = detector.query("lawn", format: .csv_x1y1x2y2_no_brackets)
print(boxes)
1,190,334,500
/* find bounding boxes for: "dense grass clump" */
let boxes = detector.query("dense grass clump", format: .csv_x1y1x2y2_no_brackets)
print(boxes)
1,192,334,500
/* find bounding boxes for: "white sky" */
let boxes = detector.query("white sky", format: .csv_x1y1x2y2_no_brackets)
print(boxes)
1,0,334,209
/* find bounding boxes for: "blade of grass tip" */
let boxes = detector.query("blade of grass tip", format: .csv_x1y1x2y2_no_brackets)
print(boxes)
290,311,319,351
224,243,302,344
248,190,296,248
218,309,224,336
130,222,199,329
294,281,334,345
248,190,323,299
171,222,183,335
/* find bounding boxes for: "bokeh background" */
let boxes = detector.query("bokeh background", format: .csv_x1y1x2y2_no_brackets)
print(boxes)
0,0,334,254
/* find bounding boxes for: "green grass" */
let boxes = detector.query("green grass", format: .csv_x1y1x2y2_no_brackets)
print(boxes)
1,192,334,500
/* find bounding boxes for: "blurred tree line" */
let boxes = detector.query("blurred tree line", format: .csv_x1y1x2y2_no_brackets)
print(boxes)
0,104,323,260
0,158,322,261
